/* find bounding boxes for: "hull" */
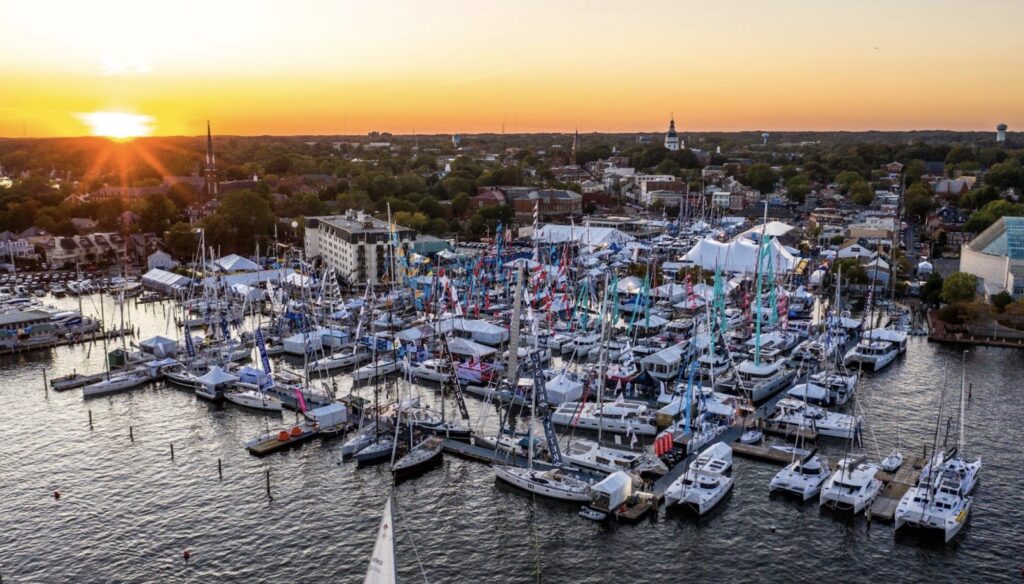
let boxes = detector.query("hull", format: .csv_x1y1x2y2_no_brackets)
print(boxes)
494,466,591,502
225,391,283,412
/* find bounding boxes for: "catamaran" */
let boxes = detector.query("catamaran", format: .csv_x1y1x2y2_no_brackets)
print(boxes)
664,442,734,515
819,456,882,514
769,450,831,501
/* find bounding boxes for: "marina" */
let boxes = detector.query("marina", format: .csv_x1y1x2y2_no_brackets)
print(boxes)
0,218,1019,583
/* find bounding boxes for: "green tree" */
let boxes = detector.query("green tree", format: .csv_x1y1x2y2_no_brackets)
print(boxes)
835,170,864,193
165,222,199,259
904,182,937,220
963,199,1024,233
941,272,977,303
451,192,472,217
743,163,778,194
784,174,811,204
202,190,276,253
850,182,874,206
139,194,178,234
921,271,944,305
985,161,1024,191
991,290,1013,313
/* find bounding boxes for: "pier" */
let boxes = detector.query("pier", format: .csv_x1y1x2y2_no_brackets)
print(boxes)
867,455,926,522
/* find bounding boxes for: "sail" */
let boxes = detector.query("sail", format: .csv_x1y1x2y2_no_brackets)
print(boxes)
364,495,398,584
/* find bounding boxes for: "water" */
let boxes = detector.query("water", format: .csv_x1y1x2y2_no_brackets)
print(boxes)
1,295,1020,583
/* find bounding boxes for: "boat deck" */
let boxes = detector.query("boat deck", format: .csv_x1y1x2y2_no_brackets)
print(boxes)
762,422,818,442
652,426,741,498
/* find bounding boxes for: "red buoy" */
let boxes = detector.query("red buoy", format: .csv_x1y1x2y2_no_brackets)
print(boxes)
183,550,191,563
53,491,60,500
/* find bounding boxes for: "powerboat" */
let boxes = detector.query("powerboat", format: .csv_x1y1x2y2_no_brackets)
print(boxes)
819,456,882,514
719,359,795,402
563,438,668,477
843,329,907,372
769,451,830,501
767,397,861,439
551,400,658,436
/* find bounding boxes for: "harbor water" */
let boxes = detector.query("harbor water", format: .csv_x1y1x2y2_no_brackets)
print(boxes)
0,294,1021,583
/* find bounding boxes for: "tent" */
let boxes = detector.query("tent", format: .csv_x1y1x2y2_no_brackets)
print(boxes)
737,221,795,241
141,268,192,293
447,337,497,358
683,236,799,273
139,335,178,358
616,276,643,295
197,365,238,387
214,254,260,272
545,373,583,405
450,318,509,345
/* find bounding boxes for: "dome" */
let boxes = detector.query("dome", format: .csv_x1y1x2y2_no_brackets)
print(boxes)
997,123,1008,131
667,117,677,137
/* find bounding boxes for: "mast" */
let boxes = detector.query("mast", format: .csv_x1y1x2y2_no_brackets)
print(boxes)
753,200,769,366
958,350,967,454
507,266,523,385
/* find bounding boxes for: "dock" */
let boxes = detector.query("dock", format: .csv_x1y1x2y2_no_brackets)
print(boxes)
1,328,134,356
868,455,926,522
762,422,817,443
246,425,319,456
441,438,543,469
732,441,804,465
651,426,741,498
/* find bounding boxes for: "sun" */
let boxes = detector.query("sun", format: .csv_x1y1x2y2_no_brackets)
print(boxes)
77,111,154,140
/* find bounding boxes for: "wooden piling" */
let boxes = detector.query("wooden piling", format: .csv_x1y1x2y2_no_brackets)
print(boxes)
88,409,93,429
265,469,272,499
129,426,134,442
43,369,48,398
218,458,223,480
170,443,175,460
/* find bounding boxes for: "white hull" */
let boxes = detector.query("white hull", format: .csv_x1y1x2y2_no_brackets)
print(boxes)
352,360,399,382
494,466,591,502
82,372,149,397
225,390,283,412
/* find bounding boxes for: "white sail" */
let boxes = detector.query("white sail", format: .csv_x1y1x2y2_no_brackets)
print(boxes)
364,495,398,584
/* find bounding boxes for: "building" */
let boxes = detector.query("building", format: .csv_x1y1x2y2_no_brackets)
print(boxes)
88,185,170,201
959,216,1024,298
42,233,128,267
664,116,681,151
304,210,416,287
203,121,219,196
471,187,506,209
502,188,582,222
0,232,34,259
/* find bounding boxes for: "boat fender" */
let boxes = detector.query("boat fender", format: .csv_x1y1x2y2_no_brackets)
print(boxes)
277,430,290,442
53,490,60,500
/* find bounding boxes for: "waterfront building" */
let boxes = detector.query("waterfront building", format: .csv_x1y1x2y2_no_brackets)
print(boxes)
304,210,415,287
959,216,1024,298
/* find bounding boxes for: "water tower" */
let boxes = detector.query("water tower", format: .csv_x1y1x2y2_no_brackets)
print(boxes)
761,132,770,146
997,123,1007,143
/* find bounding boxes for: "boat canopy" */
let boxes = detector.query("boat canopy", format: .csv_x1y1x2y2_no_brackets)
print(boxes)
197,365,238,386
139,335,178,358
447,337,497,358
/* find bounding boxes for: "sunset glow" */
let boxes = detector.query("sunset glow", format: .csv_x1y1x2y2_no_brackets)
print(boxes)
77,111,154,140
2,0,1023,137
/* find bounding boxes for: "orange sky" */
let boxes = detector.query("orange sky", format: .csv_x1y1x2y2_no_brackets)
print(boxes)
2,0,1022,137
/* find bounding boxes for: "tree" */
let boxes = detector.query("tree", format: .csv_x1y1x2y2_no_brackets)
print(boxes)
850,182,874,206
451,192,472,217
202,190,276,253
139,194,178,234
941,272,977,303
964,199,1024,233
991,290,1013,313
743,163,778,194
985,161,1024,191
921,271,944,305
785,174,811,204
165,222,199,259
835,170,864,193
904,182,937,219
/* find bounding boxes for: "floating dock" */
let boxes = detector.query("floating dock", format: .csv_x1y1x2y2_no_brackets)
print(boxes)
732,441,805,465
246,425,319,456
867,455,926,522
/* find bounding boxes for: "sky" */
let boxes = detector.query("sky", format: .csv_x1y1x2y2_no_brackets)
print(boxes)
1,0,1022,138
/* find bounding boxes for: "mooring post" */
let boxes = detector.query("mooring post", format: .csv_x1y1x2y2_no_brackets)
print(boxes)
88,409,93,429
170,443,175,460
218,458,223,480
129,426,134,443
265,469,272,499
43,369,48,398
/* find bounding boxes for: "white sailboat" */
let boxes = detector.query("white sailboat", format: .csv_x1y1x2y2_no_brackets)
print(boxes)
363,495,398,584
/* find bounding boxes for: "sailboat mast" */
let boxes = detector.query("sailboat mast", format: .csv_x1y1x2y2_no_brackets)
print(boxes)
959,350,967,453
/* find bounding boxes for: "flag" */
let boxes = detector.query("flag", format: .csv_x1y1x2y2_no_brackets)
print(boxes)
294,388,307,414
628,427,638,449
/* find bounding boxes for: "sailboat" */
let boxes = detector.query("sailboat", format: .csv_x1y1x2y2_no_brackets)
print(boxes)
363,495,398,584
494,352,591,502
894,352,981,542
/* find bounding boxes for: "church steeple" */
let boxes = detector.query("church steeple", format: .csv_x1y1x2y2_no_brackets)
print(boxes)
204,120,219,196
571,128,579,165
664,114,681,151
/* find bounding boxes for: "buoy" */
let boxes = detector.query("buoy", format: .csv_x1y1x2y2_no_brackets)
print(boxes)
183,550,191,563
769,524,776,532
290,426,302,437
53,490,60,500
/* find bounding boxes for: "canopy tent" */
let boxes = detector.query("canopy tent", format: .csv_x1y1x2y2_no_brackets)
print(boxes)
651,283,687,302
616,276,643,295
534,224,635,250
545,372,584,405
141,268,192,293
197,365,238,387
683,236,800,273
736,221,796,241
214,254,260,272
446,337,497,358
139,335,178,358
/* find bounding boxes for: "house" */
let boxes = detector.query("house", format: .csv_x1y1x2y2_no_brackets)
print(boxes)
471,187,506,209
932,179,971,199
0,232,34,259
502,188,582,222
837,241,873,259
70,218,97,231
88,185,169,201
883,161,904,175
